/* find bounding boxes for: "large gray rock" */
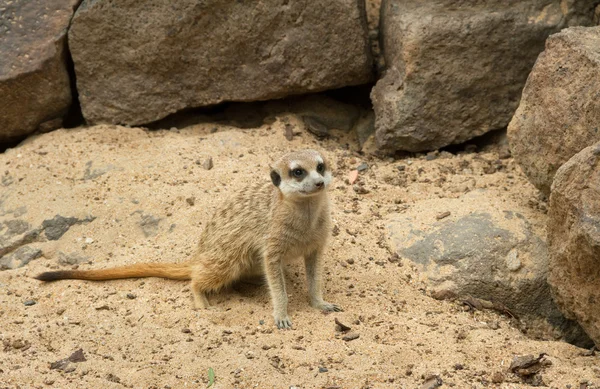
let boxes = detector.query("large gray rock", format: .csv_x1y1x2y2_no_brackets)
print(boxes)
0,0,79,142
548,142,600,347
371,0,599,153
69,0,373,126
508,27,600,197
387,190,591,346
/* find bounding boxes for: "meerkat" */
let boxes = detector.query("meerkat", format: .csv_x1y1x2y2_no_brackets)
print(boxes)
35,149,341,328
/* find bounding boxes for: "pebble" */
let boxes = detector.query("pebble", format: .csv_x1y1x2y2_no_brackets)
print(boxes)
186,197,195,206
342,333,360,342
203,157,214,170
353,185,370,194
436,211,451,220
348,170,359,184
126,293,136,299
318,367,328,373
421,374,442,389
23,300,36,306
356,162,369,172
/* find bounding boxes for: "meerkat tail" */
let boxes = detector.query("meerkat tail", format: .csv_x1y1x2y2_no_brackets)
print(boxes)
34,263,192,282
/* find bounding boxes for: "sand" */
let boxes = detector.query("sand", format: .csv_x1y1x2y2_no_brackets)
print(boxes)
1,119,599,389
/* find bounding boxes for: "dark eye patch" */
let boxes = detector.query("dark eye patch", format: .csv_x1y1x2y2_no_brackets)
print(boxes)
289,168,306,179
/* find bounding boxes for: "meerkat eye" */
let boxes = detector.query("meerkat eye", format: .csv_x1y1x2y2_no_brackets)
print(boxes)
292,168,304,178
317,163,325,174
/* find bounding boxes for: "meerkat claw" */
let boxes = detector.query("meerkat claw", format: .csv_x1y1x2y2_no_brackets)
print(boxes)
313,301,342,312
275,316,293,329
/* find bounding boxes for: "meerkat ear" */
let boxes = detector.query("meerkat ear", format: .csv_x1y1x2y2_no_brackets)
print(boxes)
270,170,281,187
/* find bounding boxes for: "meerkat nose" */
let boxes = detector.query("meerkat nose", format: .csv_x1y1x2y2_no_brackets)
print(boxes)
315,181,324,188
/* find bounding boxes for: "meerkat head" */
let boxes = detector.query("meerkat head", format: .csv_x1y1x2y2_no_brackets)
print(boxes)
270,149,332,198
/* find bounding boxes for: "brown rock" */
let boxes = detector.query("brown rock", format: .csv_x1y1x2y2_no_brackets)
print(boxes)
548,142,600,347
372,0,597,153
508,26,600,196
69,0,373,126
0,0,79,142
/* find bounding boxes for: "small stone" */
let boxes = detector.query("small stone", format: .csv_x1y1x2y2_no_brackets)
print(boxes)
186,197,195,206
356,162,369,172
106,373,121,383
397,165,406,171
353,185,370,194
421,374,442,389
284,123,294,141
318,367,328,373
303,116,329,138
346,258,355,265
436,211,451,220
425,152,438,161
245,351,255,359
84,237,94,244
342,332,360,342
181,328,191,334
203,157,214,170
126,293,136,299
24,300,36,306
491,371,504,383
505,249,521,272
348,170,359,184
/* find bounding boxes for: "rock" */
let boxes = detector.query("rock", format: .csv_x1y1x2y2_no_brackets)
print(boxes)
42,215,95,241
548,142,600,347
202,157,214,171
58,251,88,265
265,94,362,133
69,0,373,126
0,246,42,270
0,0,79,142
0,219,41,258
342,332,360,342
138,213,161,237
509,353,550,377
420,374,442,389
302,116,329,138
371,0,598,153
508,27,600,196
354,110,376,148
387,189,592,347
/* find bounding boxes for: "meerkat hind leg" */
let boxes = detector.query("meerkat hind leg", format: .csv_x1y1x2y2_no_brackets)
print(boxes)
191,280,210,309
305,251,342,312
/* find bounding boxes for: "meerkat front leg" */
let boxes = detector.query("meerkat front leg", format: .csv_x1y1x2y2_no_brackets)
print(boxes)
305,250,342,312
265,252,292,329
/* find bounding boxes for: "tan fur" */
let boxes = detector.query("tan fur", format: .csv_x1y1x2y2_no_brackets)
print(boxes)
35,149,340,328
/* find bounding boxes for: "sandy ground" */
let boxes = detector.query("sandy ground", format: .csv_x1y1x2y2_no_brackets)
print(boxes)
1,118,599,389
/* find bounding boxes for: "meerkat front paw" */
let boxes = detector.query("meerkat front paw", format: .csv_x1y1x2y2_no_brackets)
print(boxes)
273,313,292,329
312,301,343,312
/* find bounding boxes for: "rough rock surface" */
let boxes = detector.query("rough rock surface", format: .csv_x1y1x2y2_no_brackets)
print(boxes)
69,0,373,126
387,190,591,346
548,141,600,347
508,26,600,197
0,0,80,142
371,0,600,153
